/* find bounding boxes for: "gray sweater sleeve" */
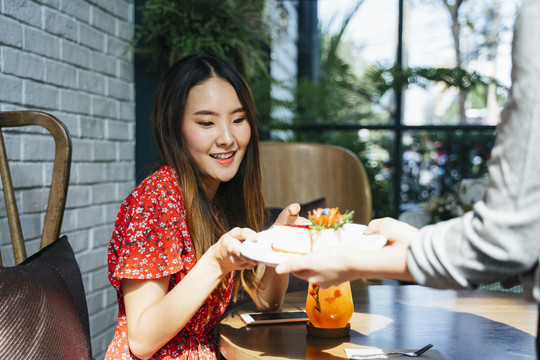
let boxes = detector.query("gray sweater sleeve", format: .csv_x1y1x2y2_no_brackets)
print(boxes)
407,0,540,303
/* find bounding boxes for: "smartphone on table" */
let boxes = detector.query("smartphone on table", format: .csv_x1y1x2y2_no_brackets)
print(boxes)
240,310,308,326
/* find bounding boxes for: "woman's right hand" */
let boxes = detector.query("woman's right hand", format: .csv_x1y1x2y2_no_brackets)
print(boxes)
205,227,258,276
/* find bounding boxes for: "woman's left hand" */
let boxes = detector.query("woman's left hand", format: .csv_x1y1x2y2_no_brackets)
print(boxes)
271,203,311,227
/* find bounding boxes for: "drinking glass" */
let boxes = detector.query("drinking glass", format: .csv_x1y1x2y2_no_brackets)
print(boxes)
305,281,353,329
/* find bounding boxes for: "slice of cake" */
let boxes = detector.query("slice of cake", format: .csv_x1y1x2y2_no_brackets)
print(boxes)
268,225,312,255
270,207,354,254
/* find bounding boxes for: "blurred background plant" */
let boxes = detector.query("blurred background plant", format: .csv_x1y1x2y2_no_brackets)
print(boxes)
129,0,269,76
423,192,462,223
422,176,488,224
128,0,285,131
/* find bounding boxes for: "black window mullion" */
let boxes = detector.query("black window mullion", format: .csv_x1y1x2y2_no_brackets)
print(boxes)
393,0,405,217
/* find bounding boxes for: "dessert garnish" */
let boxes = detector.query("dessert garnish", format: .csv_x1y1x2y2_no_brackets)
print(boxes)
308,207,354,230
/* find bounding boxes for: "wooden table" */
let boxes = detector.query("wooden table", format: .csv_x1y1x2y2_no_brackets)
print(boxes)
218,285,537,359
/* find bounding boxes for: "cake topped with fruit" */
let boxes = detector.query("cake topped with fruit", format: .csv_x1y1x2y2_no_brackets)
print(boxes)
270,207,355,255
241,207,387,265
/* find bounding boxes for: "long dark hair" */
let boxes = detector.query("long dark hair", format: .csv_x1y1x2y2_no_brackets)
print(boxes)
151,53,265,297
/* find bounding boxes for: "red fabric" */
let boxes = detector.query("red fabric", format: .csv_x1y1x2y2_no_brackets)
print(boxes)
106,166,234,360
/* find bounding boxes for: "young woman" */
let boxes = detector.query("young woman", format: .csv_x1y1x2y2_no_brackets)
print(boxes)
106,54,295,360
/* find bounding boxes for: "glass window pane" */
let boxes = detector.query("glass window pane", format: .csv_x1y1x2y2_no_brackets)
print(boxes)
316,0,398,126
400,129,495,213
403,1,519,126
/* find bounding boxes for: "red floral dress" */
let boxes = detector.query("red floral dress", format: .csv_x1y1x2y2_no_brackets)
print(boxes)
105,166,234,360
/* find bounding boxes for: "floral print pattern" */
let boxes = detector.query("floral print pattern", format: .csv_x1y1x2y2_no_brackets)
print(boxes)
106,166,234,360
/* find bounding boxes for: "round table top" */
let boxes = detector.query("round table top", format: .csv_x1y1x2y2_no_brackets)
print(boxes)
218,284,537,360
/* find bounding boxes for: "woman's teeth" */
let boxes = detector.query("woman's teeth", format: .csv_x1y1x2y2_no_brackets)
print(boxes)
210,153,234,160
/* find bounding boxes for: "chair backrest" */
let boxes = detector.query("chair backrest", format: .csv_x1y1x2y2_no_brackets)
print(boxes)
0,111,71,265
260,141,372,225
0,111,92,359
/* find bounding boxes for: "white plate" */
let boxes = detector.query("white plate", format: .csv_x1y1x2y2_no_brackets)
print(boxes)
240,223,387,266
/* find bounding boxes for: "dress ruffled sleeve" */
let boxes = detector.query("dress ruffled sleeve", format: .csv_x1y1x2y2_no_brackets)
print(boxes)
110,172,191,281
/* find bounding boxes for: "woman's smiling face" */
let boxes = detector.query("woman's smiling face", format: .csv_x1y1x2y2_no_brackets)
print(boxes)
181,76,251,197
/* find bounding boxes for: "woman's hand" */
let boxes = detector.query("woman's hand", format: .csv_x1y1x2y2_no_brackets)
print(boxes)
271,203,311,228
206,227,258,276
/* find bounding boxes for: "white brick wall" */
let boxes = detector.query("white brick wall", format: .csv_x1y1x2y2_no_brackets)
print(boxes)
0,0,135,358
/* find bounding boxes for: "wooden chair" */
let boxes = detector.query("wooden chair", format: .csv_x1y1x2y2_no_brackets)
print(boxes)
259,141,374,292
0,111,71,265
260,141,372,225
0,111,92,359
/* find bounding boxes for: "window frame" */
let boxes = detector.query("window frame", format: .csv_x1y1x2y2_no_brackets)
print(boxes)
293,0,499,217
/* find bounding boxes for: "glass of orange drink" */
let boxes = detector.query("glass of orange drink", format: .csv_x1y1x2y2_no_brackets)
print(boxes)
305,281,354,329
